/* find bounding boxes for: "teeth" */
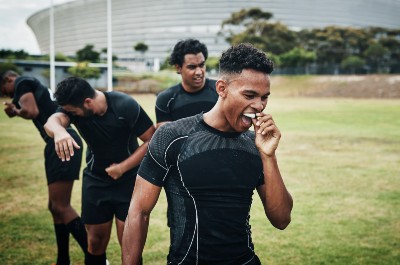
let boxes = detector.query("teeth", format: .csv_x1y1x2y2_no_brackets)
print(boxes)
243,113,256,118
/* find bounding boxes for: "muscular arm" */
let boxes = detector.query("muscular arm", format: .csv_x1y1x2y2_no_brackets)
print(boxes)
106,125,156,179
254,113,293,230
257,154,293,230
44,112,80,161
122,176,162,265
3,92,39,119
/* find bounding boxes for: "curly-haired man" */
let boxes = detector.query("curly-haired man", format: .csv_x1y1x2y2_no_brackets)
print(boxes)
155,38,218,129
122,43,293,265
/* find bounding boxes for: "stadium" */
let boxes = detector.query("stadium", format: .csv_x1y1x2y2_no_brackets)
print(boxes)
27,0,400,63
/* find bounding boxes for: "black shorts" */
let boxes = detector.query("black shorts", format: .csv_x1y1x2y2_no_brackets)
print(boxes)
44,128,83,185
81,168,136,224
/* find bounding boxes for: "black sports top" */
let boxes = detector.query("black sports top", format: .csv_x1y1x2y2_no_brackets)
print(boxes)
138,114,264,264
13,76,58,142
61,92,153,181
155,78,218,123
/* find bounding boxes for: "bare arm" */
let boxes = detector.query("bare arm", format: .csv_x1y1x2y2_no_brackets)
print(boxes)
44,112,80,161
106,125,156,179
3,92,39,119
253,113,293,230
122,176,162,265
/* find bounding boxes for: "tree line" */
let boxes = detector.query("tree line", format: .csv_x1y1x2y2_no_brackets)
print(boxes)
2,7,399,75
220,8,400,74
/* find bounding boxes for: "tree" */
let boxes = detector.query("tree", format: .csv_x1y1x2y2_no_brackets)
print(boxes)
279,48,316,67
221,8,297,55
76,44,100,63
0,62,21,74
341,56,365,74
364,42,389,73
134,42,149,54
68,62,101,79
0,49,29,59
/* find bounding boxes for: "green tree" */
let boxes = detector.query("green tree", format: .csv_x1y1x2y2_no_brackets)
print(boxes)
205,56,219,72
0,49,29,59
364,42,389,73
379,35,400,73
341,56,365,74
68,62,101,79
221,8,296,55
76,44,100,63
0,62,21,74
134,42,149,54
279,48,316,67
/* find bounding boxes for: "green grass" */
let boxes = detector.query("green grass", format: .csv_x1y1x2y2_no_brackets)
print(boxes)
1,92,399,264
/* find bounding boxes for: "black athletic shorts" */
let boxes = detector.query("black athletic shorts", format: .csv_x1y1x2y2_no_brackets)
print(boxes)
81,168,135,224
44,128,83,185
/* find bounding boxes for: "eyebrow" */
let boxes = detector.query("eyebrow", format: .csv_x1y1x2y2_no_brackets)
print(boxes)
243,89,271,97
186,60,205,67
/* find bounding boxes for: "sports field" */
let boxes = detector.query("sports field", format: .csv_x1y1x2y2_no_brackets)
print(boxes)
0,78,399,264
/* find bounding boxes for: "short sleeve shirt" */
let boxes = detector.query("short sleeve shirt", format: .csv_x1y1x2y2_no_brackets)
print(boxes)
138,114,264,264
12,76,57,142
60,91,153,180
155,78,218,123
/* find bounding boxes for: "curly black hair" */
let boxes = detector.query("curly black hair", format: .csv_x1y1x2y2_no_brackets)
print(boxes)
169,38,208,66
55,76,95,107
219,43,273,76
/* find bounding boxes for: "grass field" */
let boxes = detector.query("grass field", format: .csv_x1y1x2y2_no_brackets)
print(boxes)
0,83,399,264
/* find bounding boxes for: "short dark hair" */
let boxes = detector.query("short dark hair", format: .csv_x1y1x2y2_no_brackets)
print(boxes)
219,43,274,76
169,38,208,66
55,77,95,107
0,70,19,84
0,70,19,97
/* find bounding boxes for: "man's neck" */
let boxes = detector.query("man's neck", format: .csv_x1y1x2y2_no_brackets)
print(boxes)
95,91,108,116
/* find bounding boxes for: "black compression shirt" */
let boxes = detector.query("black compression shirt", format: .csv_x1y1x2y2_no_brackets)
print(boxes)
61,92,153,180
155,79,218,123
13,76,58,142
138,114,264,264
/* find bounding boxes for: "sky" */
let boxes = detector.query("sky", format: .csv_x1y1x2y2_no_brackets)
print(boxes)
0,0,74,55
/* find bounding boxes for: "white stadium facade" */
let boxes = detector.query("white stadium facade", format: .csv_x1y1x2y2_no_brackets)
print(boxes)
27,0,400,64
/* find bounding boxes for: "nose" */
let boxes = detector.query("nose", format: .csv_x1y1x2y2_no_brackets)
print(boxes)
195,66,203,75
253,101,264,112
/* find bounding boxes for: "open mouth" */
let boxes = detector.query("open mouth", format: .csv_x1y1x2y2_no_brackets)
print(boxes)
243,113,256,119
242,113,256,127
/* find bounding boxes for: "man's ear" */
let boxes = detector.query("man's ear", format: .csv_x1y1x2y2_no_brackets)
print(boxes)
216,79,228,98
83,98,93,108
175,64,182,74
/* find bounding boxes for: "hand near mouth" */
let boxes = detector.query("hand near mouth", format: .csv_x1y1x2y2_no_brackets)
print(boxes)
253,113,281,157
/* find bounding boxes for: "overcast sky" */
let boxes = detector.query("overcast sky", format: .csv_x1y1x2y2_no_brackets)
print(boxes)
0,0,74,54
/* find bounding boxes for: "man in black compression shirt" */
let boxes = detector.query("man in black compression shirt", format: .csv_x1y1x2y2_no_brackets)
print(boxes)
122,43,293,265
44,77,155,265
1,71,87,265
155,38,218,128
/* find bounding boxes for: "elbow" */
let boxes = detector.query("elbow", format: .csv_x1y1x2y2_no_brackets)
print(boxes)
272,215,292,230
267,200,293,230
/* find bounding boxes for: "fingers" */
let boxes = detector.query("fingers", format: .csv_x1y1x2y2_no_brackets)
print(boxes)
253,114,280,138
55,137,80,162
106,163,122,180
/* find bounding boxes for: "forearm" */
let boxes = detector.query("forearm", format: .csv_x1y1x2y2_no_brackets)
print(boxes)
261,154,293,229
119,141,149,174
14,108,37,120
44,115,68,138
122,209,150,264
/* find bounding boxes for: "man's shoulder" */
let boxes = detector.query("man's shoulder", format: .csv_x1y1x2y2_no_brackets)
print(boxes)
158,114,201,135
107,91,138,107
157,83,181,99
